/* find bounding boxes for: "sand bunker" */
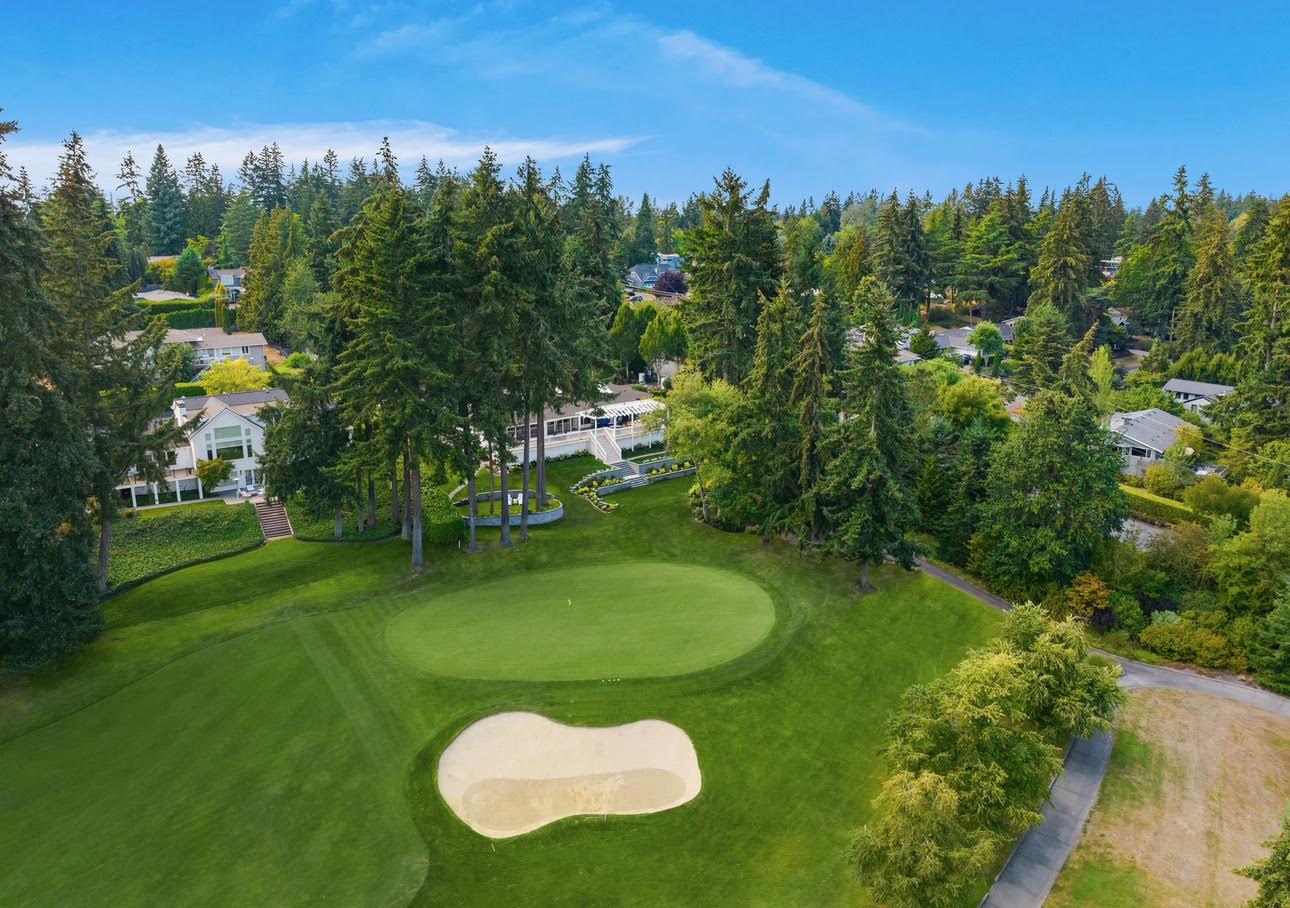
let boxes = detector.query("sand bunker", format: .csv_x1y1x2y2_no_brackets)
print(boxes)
437,712,702,838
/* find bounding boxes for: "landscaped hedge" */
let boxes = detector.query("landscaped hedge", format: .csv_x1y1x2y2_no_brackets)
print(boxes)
136,299,208,315
174,381,207,398
107,501,263,590
165,307,217,329
1121,484,1205,527
424,487,465,544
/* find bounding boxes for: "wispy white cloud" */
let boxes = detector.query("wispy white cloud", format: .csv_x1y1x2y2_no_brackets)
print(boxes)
656,30,905,129
6,120,646,190
349,5,916,135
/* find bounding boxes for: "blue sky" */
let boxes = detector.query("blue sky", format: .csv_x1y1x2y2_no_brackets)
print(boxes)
6,0,1289,206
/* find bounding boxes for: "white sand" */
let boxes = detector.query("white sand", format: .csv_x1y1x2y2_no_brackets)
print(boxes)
437,711,702,838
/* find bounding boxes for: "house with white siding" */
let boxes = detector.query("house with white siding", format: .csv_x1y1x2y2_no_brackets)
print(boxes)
116,390,287,506
506,384,665,466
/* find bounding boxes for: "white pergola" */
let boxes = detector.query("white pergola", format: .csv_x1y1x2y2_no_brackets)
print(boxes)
578,398,665,423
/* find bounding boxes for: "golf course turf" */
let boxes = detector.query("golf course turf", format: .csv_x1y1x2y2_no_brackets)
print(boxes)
0,456,1003,907
385,561,777,680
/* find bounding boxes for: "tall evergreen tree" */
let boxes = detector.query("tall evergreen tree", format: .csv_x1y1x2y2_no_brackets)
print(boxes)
874,192,932,316
1010,302,1072,390
145,143,186,254
260,364,353,539
44,133,183,592
627,192,657,264
970,390,1126,596
217,190,259,266
681,169,780,382
1174,213,1243,353
730,283,804,536
813,278,921,590
1029,193,1092,329
0,116,102,670
114,150,149,250
1213,196,1290,476
240,207,303,339
332,171,455,567
304,193,339,289
181,152,226,240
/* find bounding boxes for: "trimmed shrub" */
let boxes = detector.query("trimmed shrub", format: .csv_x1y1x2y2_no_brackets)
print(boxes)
1139,620,1245,671
424,488,465,545
136,299,207,315
1121,484,1205,527
174,381,207,399
165,307,217,329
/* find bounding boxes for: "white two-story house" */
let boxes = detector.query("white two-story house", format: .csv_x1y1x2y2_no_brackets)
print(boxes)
116,389,288,507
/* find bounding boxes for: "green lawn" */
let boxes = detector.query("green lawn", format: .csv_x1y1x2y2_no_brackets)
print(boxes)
386,562,776,680
107,500,262,589
0,456,1002,907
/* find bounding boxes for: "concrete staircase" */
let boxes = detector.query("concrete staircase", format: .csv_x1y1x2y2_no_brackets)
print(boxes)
255,499,294,540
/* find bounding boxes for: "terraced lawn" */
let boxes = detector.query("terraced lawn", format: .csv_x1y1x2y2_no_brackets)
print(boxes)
0,457,1002,907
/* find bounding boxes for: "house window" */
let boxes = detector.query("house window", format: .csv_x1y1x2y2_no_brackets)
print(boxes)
213,425,247,460
241,346,249,354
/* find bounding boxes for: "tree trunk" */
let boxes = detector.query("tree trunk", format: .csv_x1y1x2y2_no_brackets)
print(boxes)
487,444,496,515
366,475,377,528
410,459,424,569
694,465,711,524
355,470,365,533
97,518,112,595
334,503,344,540
521,407,531,542
466,473,478,551
390,462,400,527
536,402,547,507
499,454,512,548
855,560,875,594
401,447,412,541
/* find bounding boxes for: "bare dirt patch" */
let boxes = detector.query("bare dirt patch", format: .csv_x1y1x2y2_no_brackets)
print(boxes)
1051,688,1290,907
437,712,701,838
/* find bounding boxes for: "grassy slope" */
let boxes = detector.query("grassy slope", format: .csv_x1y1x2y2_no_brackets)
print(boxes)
108,500,263,589
0,457,1001,908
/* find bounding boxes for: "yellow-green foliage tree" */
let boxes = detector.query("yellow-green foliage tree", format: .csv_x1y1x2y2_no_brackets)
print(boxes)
202,359,271,395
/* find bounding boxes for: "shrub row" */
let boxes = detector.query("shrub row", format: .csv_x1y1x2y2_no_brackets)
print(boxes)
136,299,210,315
174,381,207,399
165,307,217,329
575,486,619,513
1121,484,1204,527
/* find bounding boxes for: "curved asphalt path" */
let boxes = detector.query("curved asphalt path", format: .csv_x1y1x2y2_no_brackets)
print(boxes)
915,560,1290,908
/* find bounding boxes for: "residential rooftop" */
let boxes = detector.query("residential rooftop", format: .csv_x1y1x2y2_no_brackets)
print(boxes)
1108,408,1190,454
1162,377,1235,397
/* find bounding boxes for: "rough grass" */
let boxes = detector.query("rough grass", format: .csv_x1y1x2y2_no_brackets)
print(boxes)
107,500,262,589
385,561,777,680
1049,688,1290,907
0,456,1002,907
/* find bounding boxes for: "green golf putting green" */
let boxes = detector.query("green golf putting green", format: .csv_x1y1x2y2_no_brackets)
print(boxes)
384,561,777,680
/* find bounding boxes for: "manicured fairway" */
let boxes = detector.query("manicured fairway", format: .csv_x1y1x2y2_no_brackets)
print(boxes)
0,457,1003,908
385,561,776,680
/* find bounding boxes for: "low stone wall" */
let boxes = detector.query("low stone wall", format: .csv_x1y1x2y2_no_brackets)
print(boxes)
597,465,695,495
456,491,564,527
